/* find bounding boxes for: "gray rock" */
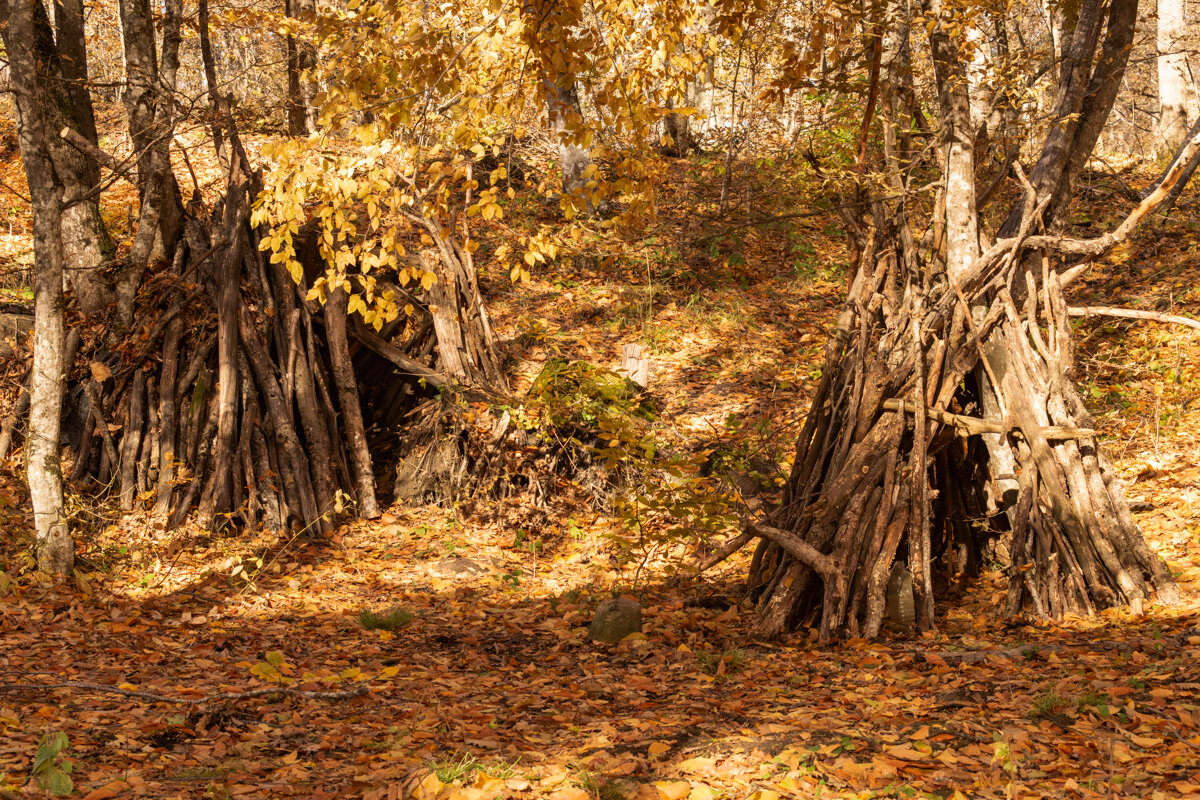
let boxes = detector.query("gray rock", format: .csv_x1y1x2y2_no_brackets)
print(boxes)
589,597,642,643
430,556,492,577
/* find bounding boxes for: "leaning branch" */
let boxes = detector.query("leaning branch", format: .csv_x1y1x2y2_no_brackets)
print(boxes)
747,522,836,577
59,127,141,188
1068,306,1200,330
881,399,1096,440
347,322,446,387
1022,125,1200,258
695,530,755,572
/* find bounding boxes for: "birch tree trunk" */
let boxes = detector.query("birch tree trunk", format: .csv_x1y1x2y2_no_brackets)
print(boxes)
1156,0,1192,158
9,0,74,575
926,0,978,277
523,0,595,216
546,74,595,215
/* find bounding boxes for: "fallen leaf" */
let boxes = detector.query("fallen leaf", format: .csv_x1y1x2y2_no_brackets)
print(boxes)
655,780,692,800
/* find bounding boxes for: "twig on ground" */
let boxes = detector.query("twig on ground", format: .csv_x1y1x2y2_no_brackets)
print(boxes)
0,680,369,704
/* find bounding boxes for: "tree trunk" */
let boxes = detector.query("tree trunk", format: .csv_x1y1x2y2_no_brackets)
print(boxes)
285,0,318,135
662,97,696,157
0,0,114,315
116,0,183,288
1156,0,1192,159
326,286,379,519
925,0,979,278
9,0,74,575
546,74,594,216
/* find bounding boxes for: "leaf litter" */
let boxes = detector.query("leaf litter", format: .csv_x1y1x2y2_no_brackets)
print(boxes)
0,154,1198,798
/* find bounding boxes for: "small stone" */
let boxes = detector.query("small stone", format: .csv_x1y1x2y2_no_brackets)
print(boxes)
430,556,490,577
589,597,642,643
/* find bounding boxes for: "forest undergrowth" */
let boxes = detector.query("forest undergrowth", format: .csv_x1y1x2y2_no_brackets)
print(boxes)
0,130,1198,798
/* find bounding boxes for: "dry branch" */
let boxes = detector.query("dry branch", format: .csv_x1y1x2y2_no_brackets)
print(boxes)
0,680,369,704
1068,306,1200,330
880,399,1096,439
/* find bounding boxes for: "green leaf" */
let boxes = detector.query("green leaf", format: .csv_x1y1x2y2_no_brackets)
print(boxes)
36,765,73,796
32,732,72,796
32,732,68,774
251,662,280,680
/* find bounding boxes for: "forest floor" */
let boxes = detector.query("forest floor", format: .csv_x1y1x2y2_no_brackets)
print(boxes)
0,136,1199,798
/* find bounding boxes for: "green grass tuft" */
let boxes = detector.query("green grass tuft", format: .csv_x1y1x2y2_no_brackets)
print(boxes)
356,606,413,631
698,647,746,675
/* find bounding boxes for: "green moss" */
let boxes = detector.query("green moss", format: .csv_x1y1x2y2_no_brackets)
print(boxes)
528,358,656,429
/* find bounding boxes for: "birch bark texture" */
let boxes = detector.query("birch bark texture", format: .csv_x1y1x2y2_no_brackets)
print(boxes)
1156,0,1194,158
8,0,75,574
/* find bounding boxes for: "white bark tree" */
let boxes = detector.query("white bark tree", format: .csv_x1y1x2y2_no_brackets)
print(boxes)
1156,0,1194,158
7,0,75,575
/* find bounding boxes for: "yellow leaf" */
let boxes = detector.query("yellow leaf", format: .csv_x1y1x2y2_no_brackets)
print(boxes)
540,768,569,788
414,771,445,800
90,361,112,382
655,781,691,800
549,789,590,800
444,788,485,800
471,772,505,793
648,742,671,757
884,745,930,761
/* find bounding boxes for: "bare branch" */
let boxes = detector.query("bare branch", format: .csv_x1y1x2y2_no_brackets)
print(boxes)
0,680,369,705
882,399,1096,440
1068,305,1200,330
747,522,836,577
695,530,755,572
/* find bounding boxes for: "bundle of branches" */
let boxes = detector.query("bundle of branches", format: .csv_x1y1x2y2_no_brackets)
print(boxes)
49,146,513,536
712,160,1191,641
393,354,660,517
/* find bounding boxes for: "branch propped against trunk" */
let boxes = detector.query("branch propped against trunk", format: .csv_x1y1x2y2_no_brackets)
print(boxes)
747,522,836,577
348,320,447,387
695,530,755,573
881,399,1096,439
1021,125,1200,259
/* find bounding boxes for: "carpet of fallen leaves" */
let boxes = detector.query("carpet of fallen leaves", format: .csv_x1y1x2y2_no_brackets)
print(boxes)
0,500,1197,800
2,135,1200,798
